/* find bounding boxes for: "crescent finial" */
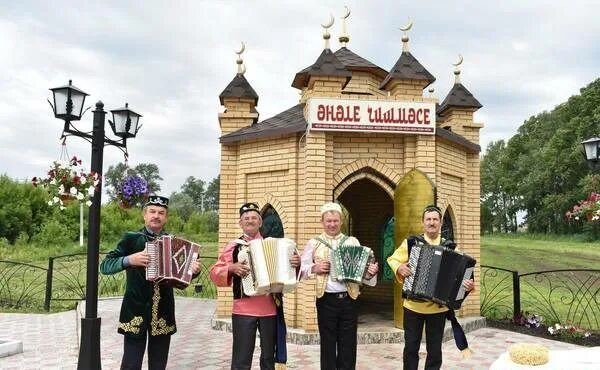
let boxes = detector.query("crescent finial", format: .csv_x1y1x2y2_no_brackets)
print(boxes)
452,54,464,67
235,42,245,56
342,6,351,19
321,13,334,29
399,18,413,32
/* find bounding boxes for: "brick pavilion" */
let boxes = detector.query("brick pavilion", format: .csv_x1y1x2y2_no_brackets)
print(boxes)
214,15,483,332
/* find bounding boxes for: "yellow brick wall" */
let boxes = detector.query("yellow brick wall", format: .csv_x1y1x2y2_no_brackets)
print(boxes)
218,98,259,136
216,71,482,327
341,72,386,97
387,79,428,98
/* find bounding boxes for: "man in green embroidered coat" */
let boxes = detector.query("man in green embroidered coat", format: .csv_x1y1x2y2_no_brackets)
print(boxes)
101,195,200,370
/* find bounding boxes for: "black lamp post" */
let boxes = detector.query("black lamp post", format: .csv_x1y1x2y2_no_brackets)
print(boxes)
49,80,142,370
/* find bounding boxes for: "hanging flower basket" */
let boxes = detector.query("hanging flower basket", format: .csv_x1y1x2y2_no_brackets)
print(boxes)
116,175,149,209
32,156,101,210
60,193,77,205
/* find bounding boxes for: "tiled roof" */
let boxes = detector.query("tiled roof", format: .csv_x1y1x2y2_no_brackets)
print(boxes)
436,128,480,153
219,73,258,105
220,104,306,144
380,51,436,90
291,49,351,89
333,47,388,79
438,83,482,114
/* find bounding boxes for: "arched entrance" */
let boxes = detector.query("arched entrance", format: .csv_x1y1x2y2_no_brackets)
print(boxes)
335,175,395,318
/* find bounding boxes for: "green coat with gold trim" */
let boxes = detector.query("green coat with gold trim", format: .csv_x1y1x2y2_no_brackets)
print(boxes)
100,228,176,338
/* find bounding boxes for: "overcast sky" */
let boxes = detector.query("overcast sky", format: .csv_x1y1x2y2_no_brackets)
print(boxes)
1,1,599,197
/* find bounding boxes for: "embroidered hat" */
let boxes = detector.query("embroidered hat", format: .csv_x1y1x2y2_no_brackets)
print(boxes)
320,202,342,215
145,195,169,209
239,202,260,216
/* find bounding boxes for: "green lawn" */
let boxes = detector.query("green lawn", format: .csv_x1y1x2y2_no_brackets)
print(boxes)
481,233,600,272
480,234,600,330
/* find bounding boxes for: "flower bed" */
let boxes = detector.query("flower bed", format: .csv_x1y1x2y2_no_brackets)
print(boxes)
487,319,599,347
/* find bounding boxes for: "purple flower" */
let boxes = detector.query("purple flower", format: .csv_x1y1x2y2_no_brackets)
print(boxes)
118,175,149,206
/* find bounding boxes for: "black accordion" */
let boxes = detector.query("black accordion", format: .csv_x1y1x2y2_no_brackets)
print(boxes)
402,244,475,310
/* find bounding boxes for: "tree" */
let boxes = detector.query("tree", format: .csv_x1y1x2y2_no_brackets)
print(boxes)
480,78,600,235
0,175,52,243
181,176,206,211
204,175,220,212
168,192,196,221
104,162,162,201
134,163,162,194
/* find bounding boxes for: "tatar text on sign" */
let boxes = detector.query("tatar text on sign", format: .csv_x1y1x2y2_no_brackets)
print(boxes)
307,98,436,134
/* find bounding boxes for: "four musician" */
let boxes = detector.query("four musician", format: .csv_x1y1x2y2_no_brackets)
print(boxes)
387,205,475,370
209,202,301,370
299,202,379,370
102,199,476,370
100,195,201,370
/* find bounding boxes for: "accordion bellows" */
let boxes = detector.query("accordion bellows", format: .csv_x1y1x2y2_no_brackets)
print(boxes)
403,245,476,309
330,245,374,284
145,235,200,289
238,237,298,296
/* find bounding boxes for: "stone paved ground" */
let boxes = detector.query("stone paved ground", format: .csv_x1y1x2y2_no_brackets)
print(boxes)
0,297,585,370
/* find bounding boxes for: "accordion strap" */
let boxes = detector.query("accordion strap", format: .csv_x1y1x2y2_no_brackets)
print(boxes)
315,235,349,249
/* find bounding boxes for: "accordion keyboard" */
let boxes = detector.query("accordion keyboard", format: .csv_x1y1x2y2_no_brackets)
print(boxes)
146,241,159,280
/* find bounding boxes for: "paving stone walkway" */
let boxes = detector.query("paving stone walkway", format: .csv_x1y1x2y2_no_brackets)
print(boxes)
0,297,586,369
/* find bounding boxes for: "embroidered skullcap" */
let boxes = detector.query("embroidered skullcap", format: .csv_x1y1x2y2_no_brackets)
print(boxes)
320,202,342,216
145,195,169,209
239,202,260,216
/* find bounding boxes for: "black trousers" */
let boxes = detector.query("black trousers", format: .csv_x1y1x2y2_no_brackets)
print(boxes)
402,307,446,370
231,313,276,370
120,333,171,370
316,293,359,370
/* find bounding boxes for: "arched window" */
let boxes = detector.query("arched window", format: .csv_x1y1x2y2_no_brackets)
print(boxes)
442,208,455,241
260,204,284,238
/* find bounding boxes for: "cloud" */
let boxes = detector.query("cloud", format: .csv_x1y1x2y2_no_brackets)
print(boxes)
1,0,599,197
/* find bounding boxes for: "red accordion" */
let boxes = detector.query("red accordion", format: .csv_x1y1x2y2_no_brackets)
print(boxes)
145,235,200,289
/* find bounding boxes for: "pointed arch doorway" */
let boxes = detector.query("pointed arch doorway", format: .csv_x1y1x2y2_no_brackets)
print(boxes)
334,170,396,322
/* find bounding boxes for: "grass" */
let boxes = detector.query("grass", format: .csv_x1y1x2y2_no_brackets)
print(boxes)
480,233,600,331
0,239,218,313
481,233,600,273
2,233,599,329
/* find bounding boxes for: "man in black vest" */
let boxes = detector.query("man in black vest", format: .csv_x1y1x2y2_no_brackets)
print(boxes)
101,195,201,370
387,205,474,370
210,202,300,370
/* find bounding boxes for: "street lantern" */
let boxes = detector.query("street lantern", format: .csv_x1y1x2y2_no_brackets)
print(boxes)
49,80,89,121
581,137,600,162
110,103,142,138
48,80,141,370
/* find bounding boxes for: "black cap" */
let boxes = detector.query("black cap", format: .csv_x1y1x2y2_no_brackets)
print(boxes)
422,204,442,217
239,202,260,216
145,195,169,209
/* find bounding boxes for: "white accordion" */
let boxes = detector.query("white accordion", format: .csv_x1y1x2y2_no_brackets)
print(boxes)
237,237,298,296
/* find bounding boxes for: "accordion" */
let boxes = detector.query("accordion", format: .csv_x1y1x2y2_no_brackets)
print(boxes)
402,245,475,309
238,237,298,296
330,245,375,284
145,235,200,289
